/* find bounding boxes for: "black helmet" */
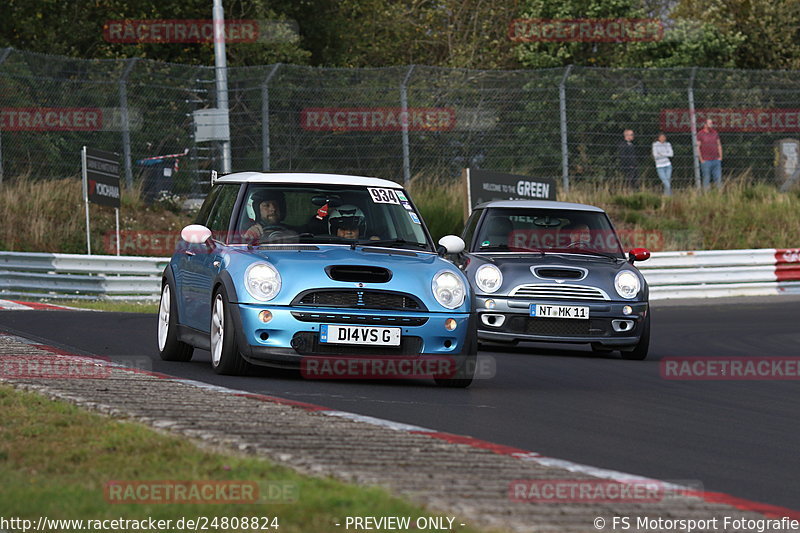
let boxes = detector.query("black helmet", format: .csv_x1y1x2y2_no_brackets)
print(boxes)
251,189,286,222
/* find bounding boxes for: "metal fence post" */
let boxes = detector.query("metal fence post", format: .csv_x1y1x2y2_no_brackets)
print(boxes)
119,58,138,189
559,65,573,193
0,47,13,185
688,67,701,189
261,64,281,171
401,65,415,186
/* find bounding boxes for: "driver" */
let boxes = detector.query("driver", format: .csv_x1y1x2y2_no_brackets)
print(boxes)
243,190,289,240
561,222,592,247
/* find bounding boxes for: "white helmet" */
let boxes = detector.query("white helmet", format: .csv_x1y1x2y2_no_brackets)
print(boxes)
328,204,366,236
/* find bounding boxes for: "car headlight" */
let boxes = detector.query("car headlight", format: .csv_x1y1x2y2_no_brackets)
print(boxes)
615,270,641,299
432,270,466,310
245,262,281,301
475,264,503,294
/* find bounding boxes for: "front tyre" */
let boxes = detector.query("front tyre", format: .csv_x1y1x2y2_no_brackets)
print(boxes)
157,282,194,362
210,287,249,375
621,312,650,361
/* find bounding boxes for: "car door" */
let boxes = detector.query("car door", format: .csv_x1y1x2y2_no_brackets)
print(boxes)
174,186,221,325
182,184,240,331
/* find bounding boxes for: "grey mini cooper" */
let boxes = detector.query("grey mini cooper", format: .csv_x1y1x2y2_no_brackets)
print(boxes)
454,200,651,359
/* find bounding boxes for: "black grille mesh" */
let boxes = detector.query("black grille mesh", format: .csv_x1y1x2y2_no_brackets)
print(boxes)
296,290,421,310
506,316,596,336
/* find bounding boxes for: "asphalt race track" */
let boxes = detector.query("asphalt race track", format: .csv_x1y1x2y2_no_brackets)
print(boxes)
1,296,799,510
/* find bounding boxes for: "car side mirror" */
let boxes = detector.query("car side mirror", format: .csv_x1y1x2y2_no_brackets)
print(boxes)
437,235,465,256
628,247,651,263
181,224,213,246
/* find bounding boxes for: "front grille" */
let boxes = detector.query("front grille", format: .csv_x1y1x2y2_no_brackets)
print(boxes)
291,312,427,327
294,290,423,310
505,316,611,337
509,283,608,301
506,317,589,336
291,332,423,356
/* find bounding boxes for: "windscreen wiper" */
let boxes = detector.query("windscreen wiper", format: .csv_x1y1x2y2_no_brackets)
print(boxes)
557,249,621,261
350,238,428,250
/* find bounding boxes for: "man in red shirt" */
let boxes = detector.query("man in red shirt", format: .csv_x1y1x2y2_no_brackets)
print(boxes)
696,118,723,189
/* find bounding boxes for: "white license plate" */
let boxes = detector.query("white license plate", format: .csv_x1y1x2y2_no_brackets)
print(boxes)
530,304,589,320
319,325,402,346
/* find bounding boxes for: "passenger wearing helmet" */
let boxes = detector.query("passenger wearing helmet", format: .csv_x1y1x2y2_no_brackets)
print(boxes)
244,189,289,240
328,204,372,240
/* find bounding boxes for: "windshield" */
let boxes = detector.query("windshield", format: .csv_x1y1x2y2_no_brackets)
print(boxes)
232,184,432,251
474,208,624,257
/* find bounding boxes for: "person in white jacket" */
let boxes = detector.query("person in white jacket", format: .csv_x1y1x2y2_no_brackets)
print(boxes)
652,132,673,196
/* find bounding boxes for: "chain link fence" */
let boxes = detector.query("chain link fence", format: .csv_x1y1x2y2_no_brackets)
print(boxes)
2,47,800,195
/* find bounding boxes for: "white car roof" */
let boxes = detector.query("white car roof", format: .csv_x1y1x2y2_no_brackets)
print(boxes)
475,199,605,213
216,172,402,188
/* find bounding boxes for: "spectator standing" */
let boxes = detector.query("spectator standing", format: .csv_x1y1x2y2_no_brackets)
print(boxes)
652,132,673,196
697,118,723,189
618,129,639,187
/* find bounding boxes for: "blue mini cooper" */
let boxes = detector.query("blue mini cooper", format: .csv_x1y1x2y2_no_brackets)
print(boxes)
157,172,476,386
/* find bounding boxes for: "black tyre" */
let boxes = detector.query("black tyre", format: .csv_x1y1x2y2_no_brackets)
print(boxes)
157,281,194,362
621,312,650,360
209,286,249,375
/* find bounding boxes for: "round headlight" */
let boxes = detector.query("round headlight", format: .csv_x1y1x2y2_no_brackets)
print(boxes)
475,264,503,294
615,270,641,299
432,270,466,310
245,263,281,301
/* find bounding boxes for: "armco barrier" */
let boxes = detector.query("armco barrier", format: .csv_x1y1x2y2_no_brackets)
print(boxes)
640,248,800,300
0,251,168,300
0,248,798,301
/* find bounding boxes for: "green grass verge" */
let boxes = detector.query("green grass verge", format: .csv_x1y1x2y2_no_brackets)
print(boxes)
48,300,159,313
0,384,487,532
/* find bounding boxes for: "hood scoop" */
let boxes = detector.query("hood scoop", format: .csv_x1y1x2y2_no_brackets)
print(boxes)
326,265,393,283
532,266,586,281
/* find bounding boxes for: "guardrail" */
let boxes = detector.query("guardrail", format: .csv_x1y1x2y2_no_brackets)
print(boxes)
0,251,169,300
0,248,799,301
639,248,800,300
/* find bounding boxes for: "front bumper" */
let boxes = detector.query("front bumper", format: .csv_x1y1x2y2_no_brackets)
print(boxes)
230,303,474,367
475,296,648,347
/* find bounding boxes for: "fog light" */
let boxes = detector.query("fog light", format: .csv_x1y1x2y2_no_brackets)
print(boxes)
258,310,273,323
622,305,633,316
445,318,458,331
485,299,496,310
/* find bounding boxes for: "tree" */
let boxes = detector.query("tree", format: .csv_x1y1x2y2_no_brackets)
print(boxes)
0,0,309,66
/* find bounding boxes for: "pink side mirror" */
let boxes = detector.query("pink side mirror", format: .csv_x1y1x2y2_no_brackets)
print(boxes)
181,224,212,244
